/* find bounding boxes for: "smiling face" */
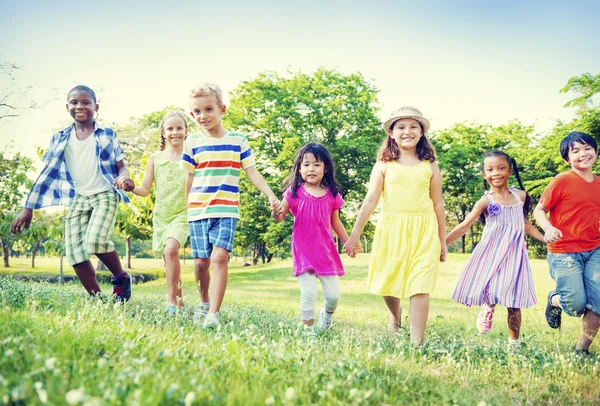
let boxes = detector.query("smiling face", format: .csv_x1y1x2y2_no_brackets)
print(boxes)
161,116,187,148
299,152,325,187
388,118,423,150
565,141,598,172
189,94,226,134
482,155,512,188
66,90,98,124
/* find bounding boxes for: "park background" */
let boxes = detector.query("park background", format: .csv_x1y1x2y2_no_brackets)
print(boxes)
1,0,600,404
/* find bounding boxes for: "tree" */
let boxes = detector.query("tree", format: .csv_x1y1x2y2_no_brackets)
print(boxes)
561,72,600,110
225,68,383,260
0,62,35,122
11,211,63,268
0,152,33,267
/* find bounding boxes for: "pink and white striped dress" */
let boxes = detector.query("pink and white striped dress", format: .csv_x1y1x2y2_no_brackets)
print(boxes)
451,189,537,309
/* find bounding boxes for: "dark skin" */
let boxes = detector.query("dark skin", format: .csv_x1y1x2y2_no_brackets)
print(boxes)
11,89,133,293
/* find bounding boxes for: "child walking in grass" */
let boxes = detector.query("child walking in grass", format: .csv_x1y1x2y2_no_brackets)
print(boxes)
11,85,134,301
447,151,545,349
534,132,600,356
344,106,447,345
131,111,190,314
183,83,281,329
272,142,350,335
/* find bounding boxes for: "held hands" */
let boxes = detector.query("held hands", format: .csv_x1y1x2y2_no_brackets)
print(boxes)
543,225,563,243
113,176,135,192
344,234,363,258
11,209,33,234
440,244,448,262
269,197,283,215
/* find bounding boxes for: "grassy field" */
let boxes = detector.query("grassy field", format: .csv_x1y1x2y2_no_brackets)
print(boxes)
1,254,599,405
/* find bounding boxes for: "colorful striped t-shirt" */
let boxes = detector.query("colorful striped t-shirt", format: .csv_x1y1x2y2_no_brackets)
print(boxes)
181,131,255,221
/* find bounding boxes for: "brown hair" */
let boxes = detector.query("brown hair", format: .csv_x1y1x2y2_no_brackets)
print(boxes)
376,120,436,162
189,83,224,106
159,111,188,151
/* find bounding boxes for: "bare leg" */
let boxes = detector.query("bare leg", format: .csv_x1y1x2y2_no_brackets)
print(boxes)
577,310,600,351
73,261,101,294
96,250,125,278
207,246,229,313
383,296,402,333
507,308,522,340
409,293,430,345
164,238,183,308
194,257,211,303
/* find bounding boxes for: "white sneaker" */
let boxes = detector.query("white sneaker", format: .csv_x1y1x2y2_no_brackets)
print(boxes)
192,304,210,324
202,312,220,329
302,325,317,338
316,307,333,331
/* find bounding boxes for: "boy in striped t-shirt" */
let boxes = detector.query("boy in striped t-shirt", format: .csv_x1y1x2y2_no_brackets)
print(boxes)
182,84,282,329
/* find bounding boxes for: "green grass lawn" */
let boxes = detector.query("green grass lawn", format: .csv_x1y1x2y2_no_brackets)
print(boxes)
1,254,599,405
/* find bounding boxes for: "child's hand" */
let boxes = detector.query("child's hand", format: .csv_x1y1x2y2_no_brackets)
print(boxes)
344,236,362,258
543,225,563,243
269,197,282,215
113,176,135,192
11,209,33,234
440,245,448,262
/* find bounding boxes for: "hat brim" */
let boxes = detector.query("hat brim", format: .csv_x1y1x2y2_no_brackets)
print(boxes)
383,116,430,134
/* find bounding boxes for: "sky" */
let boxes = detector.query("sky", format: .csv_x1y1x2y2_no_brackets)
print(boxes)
1,0,599,163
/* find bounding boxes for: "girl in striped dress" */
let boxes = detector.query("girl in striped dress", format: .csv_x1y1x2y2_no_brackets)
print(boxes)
446,151,545,348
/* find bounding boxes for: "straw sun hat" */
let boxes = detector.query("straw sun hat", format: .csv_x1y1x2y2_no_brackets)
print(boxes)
382,106,430,134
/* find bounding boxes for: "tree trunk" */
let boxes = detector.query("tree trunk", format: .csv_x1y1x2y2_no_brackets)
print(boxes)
362,235,368,254
252,244,259,265
126,236,132,269
31,240,41,268
2,241,9,267
461,234,466,254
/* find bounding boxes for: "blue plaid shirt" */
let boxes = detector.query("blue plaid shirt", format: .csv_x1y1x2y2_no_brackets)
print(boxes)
24,123,130,209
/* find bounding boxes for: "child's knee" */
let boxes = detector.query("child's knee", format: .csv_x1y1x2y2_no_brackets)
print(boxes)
194,258,210,272
323,291,340,311
300,287,318,310
562,296,587,317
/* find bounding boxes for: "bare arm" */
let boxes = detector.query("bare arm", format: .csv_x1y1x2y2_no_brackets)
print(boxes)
273,198,290,222
533,202,562,243
244,166,281,213
186,172,194,208
344,162,385,255
430,162,447,262
525,220,545,243
331,210,350,244
132,154,155,197
446,197,488,246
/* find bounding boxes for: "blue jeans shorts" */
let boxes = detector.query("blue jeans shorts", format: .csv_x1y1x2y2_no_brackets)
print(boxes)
189,218,238,259
548,246,600,317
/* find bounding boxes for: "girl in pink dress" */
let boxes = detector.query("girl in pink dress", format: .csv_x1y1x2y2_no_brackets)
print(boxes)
273,142,350,335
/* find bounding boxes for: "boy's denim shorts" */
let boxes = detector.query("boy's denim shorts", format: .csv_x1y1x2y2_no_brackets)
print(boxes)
548,245,600,317
189,218,238,259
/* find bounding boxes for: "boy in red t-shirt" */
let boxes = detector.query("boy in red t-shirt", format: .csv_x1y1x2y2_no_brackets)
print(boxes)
534,132,600,355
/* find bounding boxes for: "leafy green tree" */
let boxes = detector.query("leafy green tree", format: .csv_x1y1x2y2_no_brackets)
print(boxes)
11,211,63,268
561,72,600,110
225,68,383,261
0,152,33,267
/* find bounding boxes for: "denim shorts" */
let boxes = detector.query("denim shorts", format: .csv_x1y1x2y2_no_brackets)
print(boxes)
189,217,238,258
548,245,600,317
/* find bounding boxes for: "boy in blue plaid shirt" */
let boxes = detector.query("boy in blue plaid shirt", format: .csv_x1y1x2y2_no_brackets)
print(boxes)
12,85,134,301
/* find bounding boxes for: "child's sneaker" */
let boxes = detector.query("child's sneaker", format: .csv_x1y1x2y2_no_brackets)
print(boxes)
192,304,210,324
202,312,220,329
476,304,495,334
545,290,562,329
508,338,521,353
302,325,317,338
111,272,132,302
316,307,333,331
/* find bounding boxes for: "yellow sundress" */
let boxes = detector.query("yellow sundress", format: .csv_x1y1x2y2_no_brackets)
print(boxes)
367,160,440,298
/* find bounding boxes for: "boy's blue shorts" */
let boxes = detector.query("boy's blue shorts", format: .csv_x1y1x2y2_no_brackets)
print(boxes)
189,218,238,259
548,245,600,317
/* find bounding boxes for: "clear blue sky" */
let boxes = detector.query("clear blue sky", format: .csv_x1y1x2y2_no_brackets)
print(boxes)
1,0,599,160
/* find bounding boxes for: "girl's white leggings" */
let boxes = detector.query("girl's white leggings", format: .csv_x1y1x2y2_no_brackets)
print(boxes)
297,272,340,321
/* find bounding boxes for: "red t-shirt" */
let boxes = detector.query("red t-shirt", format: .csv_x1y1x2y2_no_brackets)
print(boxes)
539,170,600,253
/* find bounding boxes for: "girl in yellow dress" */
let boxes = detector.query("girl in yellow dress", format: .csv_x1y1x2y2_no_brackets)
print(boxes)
345,106,447,345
